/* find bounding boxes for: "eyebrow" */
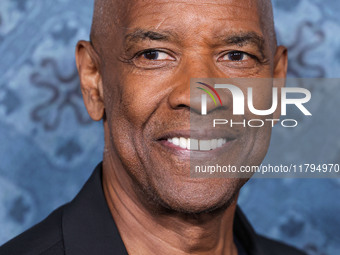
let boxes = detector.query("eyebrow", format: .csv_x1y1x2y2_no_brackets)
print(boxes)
219,32,266,58
124,29,178,43
124,29,267,58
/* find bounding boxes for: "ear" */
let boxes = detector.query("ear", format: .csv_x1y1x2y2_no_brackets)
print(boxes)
273,45,288,79
75,40,104,121
272,46,288,120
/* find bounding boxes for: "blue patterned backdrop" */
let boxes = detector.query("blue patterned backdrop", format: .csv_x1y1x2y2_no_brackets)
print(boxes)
0,1,340,254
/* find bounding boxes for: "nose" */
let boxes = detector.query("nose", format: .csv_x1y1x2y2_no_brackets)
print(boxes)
167,56,224,114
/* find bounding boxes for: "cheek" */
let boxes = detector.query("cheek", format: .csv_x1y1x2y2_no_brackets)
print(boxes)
109,68,172,126
101,65,171,162
246,125,272,169
241,85,275,166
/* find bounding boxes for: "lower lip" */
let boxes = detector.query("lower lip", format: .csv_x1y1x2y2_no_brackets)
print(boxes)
157,139,236,159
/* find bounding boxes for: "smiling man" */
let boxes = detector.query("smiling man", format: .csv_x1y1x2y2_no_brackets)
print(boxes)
1,0,307,254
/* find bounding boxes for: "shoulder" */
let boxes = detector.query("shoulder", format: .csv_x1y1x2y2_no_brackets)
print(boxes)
0,205,66,255
257,234,307,255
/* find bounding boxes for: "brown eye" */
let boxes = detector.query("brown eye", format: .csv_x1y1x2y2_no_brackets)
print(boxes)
218,51,252,62
226,52,247,61
132,49,176,69
140,50,174,61
143,51,159,60
228,52,244,61
217,50,260,70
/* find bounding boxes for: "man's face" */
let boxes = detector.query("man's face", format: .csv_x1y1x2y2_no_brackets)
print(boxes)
96,0,282,213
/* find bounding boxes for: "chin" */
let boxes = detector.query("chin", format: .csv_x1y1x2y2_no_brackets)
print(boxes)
150,178,246,215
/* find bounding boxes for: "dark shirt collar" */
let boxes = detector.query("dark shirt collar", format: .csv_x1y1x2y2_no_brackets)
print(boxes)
62,163,128,255
234,207,264,255
62,162,264,255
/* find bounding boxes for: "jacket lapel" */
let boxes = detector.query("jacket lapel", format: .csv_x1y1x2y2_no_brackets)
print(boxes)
62,163,128,255
234,206,265,255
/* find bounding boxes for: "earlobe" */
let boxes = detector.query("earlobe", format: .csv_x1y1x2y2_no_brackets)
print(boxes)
75,40,105,121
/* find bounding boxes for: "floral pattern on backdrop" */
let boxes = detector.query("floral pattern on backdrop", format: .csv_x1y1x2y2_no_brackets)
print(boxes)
0,0,339,254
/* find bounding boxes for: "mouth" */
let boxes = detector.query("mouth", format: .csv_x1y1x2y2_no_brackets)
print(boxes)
156,130,237,152
166,137,228,151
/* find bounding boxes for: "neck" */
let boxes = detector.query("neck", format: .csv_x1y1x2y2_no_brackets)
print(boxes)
102,153,239,255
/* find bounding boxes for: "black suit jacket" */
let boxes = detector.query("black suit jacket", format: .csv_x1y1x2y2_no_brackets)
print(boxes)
0,163,306,255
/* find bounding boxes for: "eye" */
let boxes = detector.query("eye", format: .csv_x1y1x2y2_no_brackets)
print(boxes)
219,51,251,62
131,49,176,69
141,50,174,61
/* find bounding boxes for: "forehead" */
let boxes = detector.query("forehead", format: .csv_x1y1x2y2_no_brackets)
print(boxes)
116,0,263,40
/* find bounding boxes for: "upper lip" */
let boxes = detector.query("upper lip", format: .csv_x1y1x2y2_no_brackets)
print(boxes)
156,129,238,141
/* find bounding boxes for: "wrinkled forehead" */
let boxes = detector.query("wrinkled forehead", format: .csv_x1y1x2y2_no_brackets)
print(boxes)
131,1,259,27
91,0,273,52
111,0,258,25
94,1,259,32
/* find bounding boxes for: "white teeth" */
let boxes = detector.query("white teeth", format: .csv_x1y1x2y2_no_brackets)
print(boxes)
167,137,227,151
199,140,211,151
217,138,224,147
172,137,180,146
211,139,217,150
179,137,187,149
191,139,199,150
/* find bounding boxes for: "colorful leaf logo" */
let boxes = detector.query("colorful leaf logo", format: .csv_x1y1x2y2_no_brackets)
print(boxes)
196,82,223,106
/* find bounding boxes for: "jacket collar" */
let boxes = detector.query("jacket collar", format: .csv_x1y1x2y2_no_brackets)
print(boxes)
62,163,128,255
234,206,265,254
62,162,264,255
